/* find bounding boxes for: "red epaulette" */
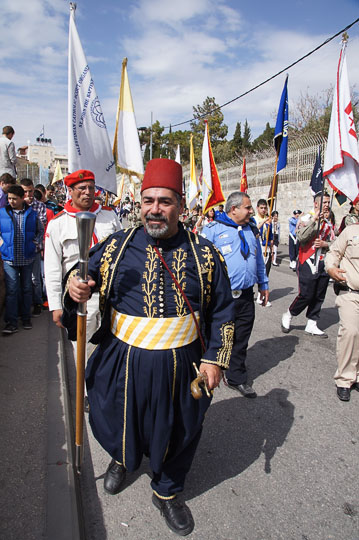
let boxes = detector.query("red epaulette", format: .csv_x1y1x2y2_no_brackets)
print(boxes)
101,206,113,211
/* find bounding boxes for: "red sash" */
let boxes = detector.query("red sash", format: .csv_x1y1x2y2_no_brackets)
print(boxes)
298,220,332,264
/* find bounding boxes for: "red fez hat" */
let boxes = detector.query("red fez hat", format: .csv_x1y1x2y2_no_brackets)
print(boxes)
64,169,95,188
141,158,183,196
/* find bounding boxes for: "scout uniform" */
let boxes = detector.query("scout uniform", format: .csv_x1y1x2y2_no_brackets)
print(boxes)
325,224,359,390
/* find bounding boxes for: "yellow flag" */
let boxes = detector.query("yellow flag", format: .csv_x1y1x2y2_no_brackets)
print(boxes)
113,58,144,184
52,160,63,184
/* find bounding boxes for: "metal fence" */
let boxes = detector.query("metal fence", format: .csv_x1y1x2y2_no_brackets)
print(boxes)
184,133,328,196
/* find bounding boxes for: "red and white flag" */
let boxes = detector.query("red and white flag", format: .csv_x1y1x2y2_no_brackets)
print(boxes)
240,158,248,193
323,43,359,203
201,121,225,214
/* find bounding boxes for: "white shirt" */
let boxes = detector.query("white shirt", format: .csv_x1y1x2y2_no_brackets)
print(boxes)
44,205,121,311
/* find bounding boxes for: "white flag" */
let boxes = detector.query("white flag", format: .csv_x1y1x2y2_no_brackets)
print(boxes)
113,58,144,188
323,44,359,202
188,135,199,210
68,5,116,193
175,144,181,164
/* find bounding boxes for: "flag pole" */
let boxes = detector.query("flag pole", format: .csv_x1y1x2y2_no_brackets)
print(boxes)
264,153,279,258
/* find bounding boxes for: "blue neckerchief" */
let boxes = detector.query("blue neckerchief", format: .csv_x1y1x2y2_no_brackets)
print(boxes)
215,213,250,260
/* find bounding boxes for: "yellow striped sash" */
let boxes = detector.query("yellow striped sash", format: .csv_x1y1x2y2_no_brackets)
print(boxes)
110,308,200,350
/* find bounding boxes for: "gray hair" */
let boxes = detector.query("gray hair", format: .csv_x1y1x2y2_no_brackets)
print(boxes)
225,191,249,213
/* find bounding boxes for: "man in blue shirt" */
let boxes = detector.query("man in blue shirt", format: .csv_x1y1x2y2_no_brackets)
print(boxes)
202,191,269,398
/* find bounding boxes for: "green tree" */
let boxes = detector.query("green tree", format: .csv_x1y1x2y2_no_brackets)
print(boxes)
231,122,243,152
252,122,275,152
162,129,192,164
242,119,252,152
190,96,228,160
139,120,165,164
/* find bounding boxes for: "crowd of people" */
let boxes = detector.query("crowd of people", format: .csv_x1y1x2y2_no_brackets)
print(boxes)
1,127,358,536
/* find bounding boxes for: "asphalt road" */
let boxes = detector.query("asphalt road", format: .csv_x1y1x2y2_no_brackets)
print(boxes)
1,246,358,540
69,249,359,540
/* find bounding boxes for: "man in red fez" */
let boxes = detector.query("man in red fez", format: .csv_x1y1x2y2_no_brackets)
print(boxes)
65,158,234,536
44,169,121,371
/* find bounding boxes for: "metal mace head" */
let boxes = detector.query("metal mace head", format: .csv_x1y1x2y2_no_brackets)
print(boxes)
76,211,96,263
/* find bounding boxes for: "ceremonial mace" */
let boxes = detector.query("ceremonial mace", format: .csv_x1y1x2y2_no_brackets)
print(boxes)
75,211,96,474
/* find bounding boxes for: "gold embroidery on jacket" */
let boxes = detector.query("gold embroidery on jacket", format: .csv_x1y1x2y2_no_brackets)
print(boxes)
200,245,215,306
142,246,158,317
99,238,118,311
216,322,235,368
171,248,187,316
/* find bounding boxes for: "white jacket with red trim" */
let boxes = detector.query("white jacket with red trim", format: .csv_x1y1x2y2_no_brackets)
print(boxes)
44,204,121,311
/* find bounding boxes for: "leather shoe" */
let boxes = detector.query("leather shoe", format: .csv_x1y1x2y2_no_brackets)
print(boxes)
227,382,257,398
351,382,359,392
337,387,350,401
152,493,194,536
104,459,126,494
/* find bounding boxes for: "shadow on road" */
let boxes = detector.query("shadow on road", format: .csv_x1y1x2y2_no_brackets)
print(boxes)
269,286,295,302
185,389,294,500
320,306,339,330
247,334,299,381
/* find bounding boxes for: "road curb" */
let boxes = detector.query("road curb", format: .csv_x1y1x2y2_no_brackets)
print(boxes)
46,321,85,540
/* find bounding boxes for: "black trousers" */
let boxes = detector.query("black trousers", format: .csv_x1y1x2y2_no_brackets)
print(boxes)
226,287,255,385
289,259,329,321
289,236,299,262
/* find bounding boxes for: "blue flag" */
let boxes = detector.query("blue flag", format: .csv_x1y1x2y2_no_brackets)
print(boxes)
274,75,289,173
310,147,323,196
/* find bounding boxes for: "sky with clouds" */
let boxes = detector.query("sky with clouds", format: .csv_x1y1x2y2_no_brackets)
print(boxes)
1,0,359,155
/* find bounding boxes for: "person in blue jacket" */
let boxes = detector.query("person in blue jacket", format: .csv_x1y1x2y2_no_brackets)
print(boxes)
288,209,302,270
202,191,269,398
0,184,43,334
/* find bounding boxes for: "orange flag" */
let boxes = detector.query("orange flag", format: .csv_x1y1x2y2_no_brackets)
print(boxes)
240,158,248,193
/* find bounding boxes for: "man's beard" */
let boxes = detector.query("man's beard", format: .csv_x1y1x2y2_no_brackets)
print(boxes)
145,213,170,238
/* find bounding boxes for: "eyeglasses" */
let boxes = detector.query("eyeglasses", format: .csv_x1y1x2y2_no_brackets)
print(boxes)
73,185,96,193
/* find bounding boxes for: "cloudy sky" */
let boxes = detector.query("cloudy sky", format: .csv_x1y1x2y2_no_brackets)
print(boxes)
1,0,359,155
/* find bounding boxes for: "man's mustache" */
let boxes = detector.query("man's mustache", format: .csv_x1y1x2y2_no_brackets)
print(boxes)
145,214,168,223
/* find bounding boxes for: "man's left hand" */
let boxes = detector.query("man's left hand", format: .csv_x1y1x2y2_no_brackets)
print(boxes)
199,363,222,390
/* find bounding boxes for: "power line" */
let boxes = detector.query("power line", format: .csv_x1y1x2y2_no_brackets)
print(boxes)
164,17,359,130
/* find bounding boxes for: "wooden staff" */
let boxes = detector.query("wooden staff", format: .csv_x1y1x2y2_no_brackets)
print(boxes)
75,211,96,474
264,153,279,258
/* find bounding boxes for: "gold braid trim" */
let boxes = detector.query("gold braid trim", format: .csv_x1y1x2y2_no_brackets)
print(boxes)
122,345,131,467
163,349,177,463
186,230,204,312
62,268,79,304
99,228,137,313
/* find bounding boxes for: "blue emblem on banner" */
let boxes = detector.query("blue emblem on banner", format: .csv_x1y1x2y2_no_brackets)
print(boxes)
91,97,106,129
